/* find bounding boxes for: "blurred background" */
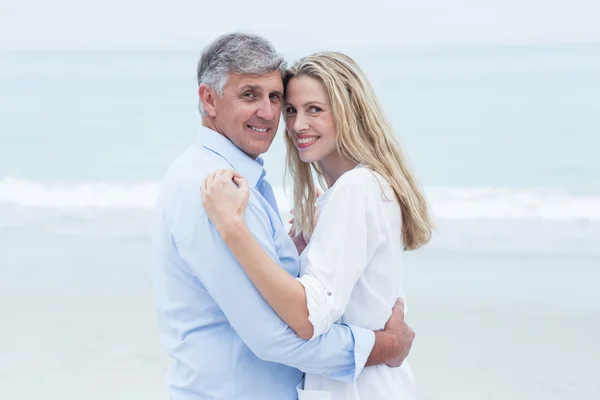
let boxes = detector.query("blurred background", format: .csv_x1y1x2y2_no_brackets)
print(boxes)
1,1,599,399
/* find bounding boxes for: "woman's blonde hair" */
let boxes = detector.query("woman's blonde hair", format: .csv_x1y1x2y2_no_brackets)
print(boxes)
284,52,432,250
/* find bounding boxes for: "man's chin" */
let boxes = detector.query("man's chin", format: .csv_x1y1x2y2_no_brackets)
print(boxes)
243,141,273,159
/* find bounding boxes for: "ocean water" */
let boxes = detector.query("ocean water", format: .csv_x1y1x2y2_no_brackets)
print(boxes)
1,44,599,288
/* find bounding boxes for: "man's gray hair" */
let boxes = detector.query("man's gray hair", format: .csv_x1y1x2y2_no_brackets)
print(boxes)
196,33,287,116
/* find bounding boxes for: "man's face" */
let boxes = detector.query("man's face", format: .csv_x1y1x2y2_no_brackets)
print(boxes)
211,71,284,159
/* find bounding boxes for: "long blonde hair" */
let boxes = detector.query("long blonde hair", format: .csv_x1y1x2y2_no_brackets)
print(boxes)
284,52,432,250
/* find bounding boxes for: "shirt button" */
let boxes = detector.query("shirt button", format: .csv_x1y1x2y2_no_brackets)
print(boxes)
327,291,332,296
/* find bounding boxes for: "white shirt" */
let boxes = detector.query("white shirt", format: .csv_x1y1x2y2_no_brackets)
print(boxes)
296,165,416,400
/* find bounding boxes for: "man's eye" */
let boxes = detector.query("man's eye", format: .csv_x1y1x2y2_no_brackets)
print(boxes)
270,94,281,101
243,92,255,99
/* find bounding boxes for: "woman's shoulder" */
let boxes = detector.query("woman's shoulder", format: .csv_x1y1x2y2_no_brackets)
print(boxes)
316,165,390,208
334,165,388,193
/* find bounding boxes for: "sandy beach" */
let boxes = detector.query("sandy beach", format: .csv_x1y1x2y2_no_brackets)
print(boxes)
1,250,598,400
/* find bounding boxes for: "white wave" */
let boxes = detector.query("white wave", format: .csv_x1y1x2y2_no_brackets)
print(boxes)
0,178,160,209
1,178,600,221
277,186,600,222
425,187,600,221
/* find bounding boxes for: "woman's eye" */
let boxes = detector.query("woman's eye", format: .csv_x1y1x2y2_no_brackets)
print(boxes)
309,106,321,113
286,107,296,115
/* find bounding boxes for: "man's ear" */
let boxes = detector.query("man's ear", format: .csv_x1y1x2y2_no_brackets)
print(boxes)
199,84,218,117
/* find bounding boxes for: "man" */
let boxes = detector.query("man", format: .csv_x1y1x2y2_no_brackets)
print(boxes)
154,33,415,400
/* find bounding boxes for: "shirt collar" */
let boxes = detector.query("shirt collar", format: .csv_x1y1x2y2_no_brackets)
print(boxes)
195,125,265,188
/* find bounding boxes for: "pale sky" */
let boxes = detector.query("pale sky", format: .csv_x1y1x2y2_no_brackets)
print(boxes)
1,0,599,51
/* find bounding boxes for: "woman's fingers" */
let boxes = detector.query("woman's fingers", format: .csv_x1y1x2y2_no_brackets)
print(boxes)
232,176,248,190
203,172,216,196
202,169,229,199
207,169,227,186
201,178,207,195
205,169,237,190
206,170,220,186
221,169,234,181
201,170,247,210
201,181,208,200
231,170,244,181
214,169,242,188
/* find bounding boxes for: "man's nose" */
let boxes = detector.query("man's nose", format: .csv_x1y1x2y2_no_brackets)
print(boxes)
256,97,275,121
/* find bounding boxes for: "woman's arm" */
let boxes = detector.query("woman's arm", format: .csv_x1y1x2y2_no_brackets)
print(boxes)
218,220,315,339
201,169,314,339
201,169,374,341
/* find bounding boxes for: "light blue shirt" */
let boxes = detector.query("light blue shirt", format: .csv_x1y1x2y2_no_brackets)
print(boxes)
153,126,375,400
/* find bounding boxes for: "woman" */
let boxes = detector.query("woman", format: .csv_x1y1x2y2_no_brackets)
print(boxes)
201,52,433,399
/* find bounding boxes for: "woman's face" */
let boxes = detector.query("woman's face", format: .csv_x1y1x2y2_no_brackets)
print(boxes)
284,76,337,163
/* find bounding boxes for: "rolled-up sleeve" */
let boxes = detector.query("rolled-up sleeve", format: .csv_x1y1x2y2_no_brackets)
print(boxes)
297,180,380,339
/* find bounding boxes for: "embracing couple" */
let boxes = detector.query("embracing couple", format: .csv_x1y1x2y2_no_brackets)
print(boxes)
154,32,433,400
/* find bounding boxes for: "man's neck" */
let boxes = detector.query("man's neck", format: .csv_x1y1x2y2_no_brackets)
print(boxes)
201,117,261,160
202,116,224,137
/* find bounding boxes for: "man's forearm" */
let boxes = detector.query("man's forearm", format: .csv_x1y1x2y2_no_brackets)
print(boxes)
365,331,399,367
